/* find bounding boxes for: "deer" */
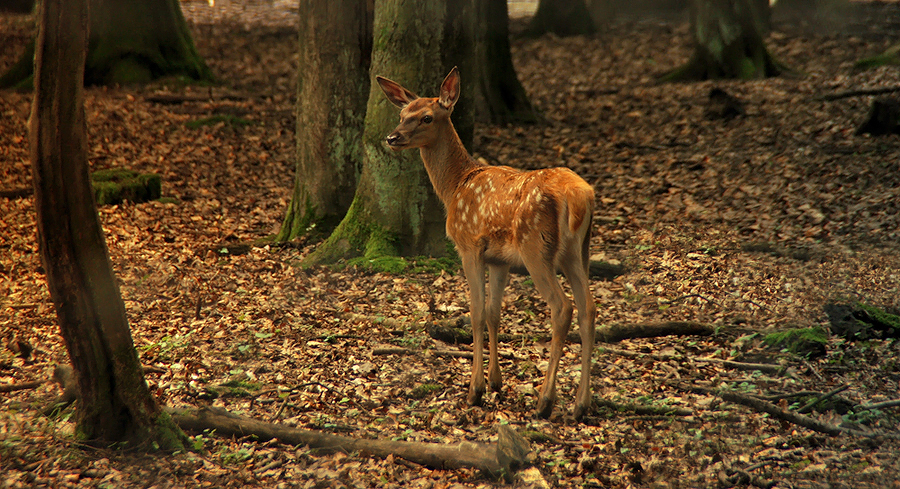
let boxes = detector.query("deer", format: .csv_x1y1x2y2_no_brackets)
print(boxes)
376,67,596,420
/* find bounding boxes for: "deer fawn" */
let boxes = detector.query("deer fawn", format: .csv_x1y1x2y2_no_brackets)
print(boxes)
376,67,596,420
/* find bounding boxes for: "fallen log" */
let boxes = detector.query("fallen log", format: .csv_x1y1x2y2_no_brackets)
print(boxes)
166,406,532,477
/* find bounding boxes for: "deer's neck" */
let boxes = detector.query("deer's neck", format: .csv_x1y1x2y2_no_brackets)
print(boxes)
418,121,482,206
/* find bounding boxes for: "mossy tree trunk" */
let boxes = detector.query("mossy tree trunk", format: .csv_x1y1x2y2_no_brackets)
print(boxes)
275,0,373,242
524,0,596,38
29,0,185,449
303,0,453,267
660,0,783,82
473,0,538,123
1,0,211,88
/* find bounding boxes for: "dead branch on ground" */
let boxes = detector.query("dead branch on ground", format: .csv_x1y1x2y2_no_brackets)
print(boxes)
425,319,713,346
678,384,899,439
167,406,532,477
0,380,43,393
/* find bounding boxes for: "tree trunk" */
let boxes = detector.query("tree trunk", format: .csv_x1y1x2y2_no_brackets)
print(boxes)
1,0,211,88
660,0,783,82
275,0,373,242
473,0,538,124
302,0,452,267
29,0,185,449
524,0,596,38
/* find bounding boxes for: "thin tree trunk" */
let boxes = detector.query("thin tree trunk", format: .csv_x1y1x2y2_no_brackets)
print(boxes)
473,0,538,124
303,0,451,266
29,0,184,448
275,0,372,241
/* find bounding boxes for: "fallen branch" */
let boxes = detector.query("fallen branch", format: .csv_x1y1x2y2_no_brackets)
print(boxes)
593,397,693,417
601,347,783,374
0,380,43,393
797,385,849,414
681,384,898,439
166,406,532,477
680,384,843,436
593,321,713,343
818,86,900,101
857,398,900,412
0,187,32,199
371,346,518,360
695,357,784,375
425,319,713,346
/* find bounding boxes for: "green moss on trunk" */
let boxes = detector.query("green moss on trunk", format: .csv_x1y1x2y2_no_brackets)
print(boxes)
303,0,449,266
660,0,789,82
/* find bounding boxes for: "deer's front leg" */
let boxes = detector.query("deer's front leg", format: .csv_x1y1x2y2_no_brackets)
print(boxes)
486,264,510,394
462,255,487,407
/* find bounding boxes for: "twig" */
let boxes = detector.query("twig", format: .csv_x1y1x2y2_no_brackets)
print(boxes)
802,359,826,382
270,397,290,422
796,385,849,414
818,86,900,101
659,293,715,306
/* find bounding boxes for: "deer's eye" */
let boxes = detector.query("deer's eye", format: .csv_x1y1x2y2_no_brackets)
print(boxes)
422,115,433,124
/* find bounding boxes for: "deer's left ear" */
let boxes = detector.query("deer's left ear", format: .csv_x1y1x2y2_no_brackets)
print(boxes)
439,67,460,110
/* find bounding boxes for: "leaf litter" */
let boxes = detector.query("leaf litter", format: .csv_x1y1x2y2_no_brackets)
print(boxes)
2,1,900,487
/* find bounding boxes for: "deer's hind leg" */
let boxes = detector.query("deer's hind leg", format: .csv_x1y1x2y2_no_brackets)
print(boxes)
523,255,573,419
560,240,596,421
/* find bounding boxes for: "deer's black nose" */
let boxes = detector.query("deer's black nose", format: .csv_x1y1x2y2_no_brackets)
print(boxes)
386,134,402,146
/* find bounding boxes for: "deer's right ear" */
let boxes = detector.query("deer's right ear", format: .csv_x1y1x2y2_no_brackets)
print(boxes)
376,76,418,109
439,67,460,110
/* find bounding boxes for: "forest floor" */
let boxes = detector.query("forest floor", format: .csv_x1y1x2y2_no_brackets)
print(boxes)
3,1,900,488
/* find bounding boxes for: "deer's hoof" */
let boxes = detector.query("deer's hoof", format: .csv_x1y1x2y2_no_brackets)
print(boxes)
489,380,503,395
573,400,590,422
535,395,555,419
468,385,485,406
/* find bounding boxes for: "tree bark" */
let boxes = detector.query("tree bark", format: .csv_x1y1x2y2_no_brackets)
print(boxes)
29,0,185,448
1,0,211,88
302,0,452,266
524,0,596,38
472,0,538,124
275,0,373,242
660,0,784,82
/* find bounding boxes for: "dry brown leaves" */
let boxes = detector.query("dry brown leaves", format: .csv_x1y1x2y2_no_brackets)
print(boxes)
3,1,900,488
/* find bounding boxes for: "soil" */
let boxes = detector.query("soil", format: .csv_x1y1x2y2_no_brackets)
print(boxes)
2,1,900,488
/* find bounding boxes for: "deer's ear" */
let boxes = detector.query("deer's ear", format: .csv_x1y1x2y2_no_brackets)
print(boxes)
376,76,418,109
439,67,460,110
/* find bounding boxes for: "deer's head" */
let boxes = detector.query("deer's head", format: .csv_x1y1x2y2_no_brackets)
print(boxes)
376,67,460,151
